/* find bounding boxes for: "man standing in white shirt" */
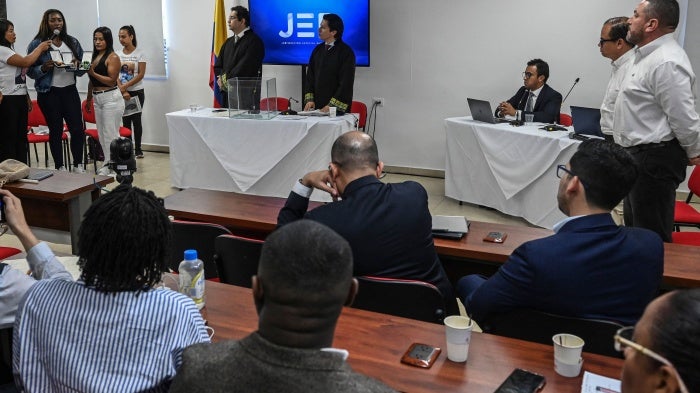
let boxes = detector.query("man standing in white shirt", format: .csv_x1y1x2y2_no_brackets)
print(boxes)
599,17,634,138
613,0,700,242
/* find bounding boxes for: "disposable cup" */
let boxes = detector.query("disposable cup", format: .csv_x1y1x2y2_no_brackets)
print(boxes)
554,356,583,377
329,107,337,117
525,113,535,123
552,333,585,366
444,315,473,362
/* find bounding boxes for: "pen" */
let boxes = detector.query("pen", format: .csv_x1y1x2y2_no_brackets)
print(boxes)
18,179,39,184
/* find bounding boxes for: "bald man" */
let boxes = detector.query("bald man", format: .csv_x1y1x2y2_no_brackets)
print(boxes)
277,131,453,304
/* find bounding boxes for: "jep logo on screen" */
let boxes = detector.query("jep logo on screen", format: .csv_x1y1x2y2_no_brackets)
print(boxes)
279,13,328,39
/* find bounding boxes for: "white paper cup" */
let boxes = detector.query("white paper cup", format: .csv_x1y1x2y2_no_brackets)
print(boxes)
525,113,535,123
444,315,473,362
554,356,583,377
552,333,584,364
329,107,337,117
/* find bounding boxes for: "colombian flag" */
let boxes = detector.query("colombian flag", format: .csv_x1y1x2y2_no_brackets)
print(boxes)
210,0,228,107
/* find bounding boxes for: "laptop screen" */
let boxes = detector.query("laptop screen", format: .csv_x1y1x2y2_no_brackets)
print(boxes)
570,106,603,137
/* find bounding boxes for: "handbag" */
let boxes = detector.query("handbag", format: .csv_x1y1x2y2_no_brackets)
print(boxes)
0,159,30,187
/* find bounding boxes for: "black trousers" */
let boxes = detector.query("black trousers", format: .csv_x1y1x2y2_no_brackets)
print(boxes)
37,85,84,168
623,139,688,242
0,95,28,164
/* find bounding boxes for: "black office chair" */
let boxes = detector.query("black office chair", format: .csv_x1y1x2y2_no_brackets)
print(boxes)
170,220,232,280
351,276,446,324
213,234,264,288
0,328,13,386
480,309,624,358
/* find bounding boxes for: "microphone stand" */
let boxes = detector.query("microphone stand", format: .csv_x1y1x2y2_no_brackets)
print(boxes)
510,89,529,126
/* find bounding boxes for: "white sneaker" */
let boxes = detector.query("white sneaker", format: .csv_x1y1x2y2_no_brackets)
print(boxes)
97,165,111,176
57,166,67,172
74,164,86,174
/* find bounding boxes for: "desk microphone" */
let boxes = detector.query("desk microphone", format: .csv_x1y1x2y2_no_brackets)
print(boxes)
280,97,299,115
562,77,580,105
511,89,530,125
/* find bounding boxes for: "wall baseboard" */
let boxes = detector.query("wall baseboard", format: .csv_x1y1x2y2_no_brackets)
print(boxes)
142,144,170,153
383,165,444,179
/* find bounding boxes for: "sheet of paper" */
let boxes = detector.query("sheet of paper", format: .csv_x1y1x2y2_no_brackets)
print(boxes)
581,371,621,393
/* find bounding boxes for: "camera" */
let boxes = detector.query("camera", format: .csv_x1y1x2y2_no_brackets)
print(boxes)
109,137,137,185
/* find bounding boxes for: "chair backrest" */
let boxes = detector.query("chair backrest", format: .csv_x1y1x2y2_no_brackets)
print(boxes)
686,165,700,201
480,309,624,358
28,100,48,128
0,327,12,385
351,276,446,324
81,99,96,124
351,101,368,130
170,221,232,280
259,97,290,111
559,113,573,126
213,234,264,288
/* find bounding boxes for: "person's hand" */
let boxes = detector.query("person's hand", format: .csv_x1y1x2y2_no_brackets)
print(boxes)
304,101,315,111
40,60,55,73
689,156,700,166
122,91,131,100
216,76,224,90
319,105,330,113
37,40,52,52
0,190,39,250
27,96,32,111
301,170,338,199
497,102,515,117
85,97,92,113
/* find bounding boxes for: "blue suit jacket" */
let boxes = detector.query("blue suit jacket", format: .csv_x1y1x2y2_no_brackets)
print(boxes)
459,214,663,326
501,84,563,123
277,175,453,302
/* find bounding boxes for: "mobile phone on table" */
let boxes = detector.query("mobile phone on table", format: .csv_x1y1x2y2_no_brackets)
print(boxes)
494,368,546,393
400,343,441,369
483,231,507,243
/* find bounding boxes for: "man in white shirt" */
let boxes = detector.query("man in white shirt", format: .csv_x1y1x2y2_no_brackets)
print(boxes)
599,17,634,137
613,0,700,242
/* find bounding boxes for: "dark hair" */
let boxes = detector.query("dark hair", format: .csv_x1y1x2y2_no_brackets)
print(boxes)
331,131,379,172
645,0,680,29
604,16,632,45
323,13,344,40
569,139,638,210
260,220,353,305
34,9,79,58
0,20,14,49
119,25,137,47
77,185,172,293
231,6,251,27
650,289,700,390
527,58,549,82
92,26,114,60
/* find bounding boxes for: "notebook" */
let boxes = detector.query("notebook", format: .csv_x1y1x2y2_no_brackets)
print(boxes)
571,106,604,138
467,98,510,124
26,170,54,181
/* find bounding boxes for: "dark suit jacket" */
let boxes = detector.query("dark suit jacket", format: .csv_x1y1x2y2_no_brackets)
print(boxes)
498,84,563,123
278,176,453,302
459,214,663,326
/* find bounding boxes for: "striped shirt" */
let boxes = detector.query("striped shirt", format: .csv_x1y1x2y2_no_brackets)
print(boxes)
13,279,210,393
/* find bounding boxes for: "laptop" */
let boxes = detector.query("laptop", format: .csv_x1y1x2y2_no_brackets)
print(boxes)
570,106,604,138
467,98,510,124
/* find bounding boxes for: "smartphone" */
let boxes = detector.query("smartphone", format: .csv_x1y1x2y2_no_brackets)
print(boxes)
483,231,507,243
0,199,5,223
400,343,441,369
494,368,546,393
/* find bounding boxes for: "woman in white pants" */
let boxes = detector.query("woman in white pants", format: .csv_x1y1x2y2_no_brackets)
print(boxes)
86,26,124,176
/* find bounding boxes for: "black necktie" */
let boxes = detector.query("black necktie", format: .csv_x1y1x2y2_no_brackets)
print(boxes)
325,44,331,51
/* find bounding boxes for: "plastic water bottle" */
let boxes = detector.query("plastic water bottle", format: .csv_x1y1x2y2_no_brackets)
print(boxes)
178,249,205,309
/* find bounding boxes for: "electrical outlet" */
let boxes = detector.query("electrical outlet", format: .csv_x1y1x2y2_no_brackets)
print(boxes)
372,97,385,107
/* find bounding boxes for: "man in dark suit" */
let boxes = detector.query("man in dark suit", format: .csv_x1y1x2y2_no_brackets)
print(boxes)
214,6,265,109
457,139,663,326
170,220,396,393
496,58,562,123
277,131,453,304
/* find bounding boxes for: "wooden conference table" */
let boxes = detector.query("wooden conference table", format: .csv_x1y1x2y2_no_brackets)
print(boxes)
3,169,113,254
165,188,700,288
204,280,623,392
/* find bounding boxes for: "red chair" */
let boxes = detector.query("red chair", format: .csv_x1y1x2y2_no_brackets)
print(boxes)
26,100,70,168
213,234,264,288
559,113,573,126
81,99,132,171
672,232,700,246
674,166,700,231
351,100,368,131
0,247,21,260
259,97,289,112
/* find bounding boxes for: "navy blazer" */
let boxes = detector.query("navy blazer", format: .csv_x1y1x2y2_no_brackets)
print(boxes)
499,84,563,123
459,214,663,326
278,175,454,302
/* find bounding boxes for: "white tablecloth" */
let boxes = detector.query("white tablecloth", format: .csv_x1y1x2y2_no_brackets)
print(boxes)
167,109,354,202
445,117,581,229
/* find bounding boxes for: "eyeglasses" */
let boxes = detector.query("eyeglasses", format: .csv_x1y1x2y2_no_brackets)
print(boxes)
556,165,588,188
614,327,690,393
599,38,617,45
522,72,535,79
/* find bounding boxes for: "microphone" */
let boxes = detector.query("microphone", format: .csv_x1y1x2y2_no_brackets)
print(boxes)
51,29,60,40
281,97,299,115
562,77,580,105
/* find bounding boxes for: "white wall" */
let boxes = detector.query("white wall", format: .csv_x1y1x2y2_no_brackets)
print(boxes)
138,0,700,170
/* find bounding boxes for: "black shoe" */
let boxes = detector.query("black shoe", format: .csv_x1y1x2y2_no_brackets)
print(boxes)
135,149,144,158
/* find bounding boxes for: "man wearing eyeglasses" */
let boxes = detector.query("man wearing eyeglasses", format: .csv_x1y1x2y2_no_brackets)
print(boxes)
496,58,562,123
456,139,663,326
214,6,265,108
599,17,634,138
613,0,700,243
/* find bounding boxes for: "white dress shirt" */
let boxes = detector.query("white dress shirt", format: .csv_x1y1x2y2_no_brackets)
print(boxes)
612,33,700,157
600,49,634,135
517,85,542,119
